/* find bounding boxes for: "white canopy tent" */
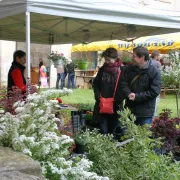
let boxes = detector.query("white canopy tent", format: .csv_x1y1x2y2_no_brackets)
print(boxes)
1,0,180,91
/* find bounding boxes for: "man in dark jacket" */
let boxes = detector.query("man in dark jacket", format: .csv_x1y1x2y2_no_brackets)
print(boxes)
8,50,27,93
66,59,76,89
119,47,161,125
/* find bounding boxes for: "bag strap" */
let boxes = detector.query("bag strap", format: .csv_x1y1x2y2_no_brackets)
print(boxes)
113,69,121,97
130,74,141,86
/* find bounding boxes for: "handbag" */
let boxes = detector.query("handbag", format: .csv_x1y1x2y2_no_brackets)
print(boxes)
99,69,121,114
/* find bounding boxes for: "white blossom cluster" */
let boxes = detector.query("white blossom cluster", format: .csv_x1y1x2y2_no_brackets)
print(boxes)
161,63,180,88
0,89,109,180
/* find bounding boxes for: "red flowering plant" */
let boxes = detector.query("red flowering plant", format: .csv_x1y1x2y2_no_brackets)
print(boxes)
152,109,180,154
0,81,37,115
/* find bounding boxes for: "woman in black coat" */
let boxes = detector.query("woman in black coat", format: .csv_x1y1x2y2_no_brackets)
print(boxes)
93,48,124,136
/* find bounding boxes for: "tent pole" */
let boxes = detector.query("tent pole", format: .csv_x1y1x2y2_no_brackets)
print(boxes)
26,11,31,94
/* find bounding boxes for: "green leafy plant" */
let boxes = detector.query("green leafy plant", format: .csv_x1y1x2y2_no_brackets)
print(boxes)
122,55,132,63
74,131,85,145
73,58,88,67
85,112,93,122
82,108,180,180
161,50,180,89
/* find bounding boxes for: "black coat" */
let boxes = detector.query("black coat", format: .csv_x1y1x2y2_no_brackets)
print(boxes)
66,62,76,73
93,66,123,114
119,61,161,117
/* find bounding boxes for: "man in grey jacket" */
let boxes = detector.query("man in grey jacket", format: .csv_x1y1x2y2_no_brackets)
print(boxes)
151,50,161,117
151,50,161,71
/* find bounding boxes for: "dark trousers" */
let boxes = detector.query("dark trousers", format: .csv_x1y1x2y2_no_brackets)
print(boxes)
135,117,153,126
56,73,65,89
68,72,75,89
97,113,120,135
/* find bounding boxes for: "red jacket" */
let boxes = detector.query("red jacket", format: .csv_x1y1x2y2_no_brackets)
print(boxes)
8,61,26,92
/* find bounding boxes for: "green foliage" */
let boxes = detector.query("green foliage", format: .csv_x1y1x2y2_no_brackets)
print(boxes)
83,109,180,180
74,131,85,145
161,50,180,89
73,58,89,67
122,56,132,63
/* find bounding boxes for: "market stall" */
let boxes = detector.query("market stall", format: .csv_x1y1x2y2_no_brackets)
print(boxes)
1,0,180,91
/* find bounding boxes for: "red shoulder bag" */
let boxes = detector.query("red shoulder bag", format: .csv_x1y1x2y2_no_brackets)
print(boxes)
99,70,121,114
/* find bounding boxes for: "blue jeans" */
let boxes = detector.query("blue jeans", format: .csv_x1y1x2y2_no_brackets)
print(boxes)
68,72,75,89
56,73,65,89
135,117,153,126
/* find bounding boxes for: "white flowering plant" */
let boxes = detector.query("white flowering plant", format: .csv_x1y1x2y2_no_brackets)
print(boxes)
161,50,180,89
0,89,109,180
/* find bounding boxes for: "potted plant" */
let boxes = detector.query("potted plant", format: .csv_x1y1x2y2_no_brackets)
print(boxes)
152,109,180,156
48,51,67,67
75,58,89,70
85,111,93,125
74,131,85,154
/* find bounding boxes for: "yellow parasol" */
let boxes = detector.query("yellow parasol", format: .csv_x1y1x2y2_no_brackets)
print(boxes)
72,32,180,54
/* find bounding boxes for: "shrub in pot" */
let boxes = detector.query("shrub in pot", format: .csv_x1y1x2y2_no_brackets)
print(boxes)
74,131,85,154
75,58,89,70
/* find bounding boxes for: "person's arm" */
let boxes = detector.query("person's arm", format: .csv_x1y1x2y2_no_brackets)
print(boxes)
119,67,132,99
93,68,102,101
11,68,26,92
134,70,161,103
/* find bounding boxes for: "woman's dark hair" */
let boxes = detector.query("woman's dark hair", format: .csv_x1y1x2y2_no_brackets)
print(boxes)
39,61,43,68
133,47,149,61
102,48,118,59
13,50,26,62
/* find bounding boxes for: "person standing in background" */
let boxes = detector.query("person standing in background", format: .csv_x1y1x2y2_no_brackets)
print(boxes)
8,50,27,93
56,60,65,89
151,50,162,117
151,50,161,71
39,61,48,87
66,59,76,89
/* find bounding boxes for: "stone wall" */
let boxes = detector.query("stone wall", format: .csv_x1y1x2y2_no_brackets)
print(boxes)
0,41,16,87
16,42,51,68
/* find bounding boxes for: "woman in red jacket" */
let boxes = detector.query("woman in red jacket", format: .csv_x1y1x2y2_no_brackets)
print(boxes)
8,50,27,93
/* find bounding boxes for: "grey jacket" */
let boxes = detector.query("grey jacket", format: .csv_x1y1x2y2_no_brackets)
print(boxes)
151,59,161,71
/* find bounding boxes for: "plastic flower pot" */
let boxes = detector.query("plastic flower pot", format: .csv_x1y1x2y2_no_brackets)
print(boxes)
78,62,88,70
75,143,85,154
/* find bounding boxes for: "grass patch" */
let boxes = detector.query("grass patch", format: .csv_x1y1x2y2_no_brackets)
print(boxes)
61,89,95,104
62,89,178,117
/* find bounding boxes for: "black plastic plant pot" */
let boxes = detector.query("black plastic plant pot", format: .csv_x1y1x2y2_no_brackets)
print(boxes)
174,152,180,161
114,133,122,142
76,143,85,154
